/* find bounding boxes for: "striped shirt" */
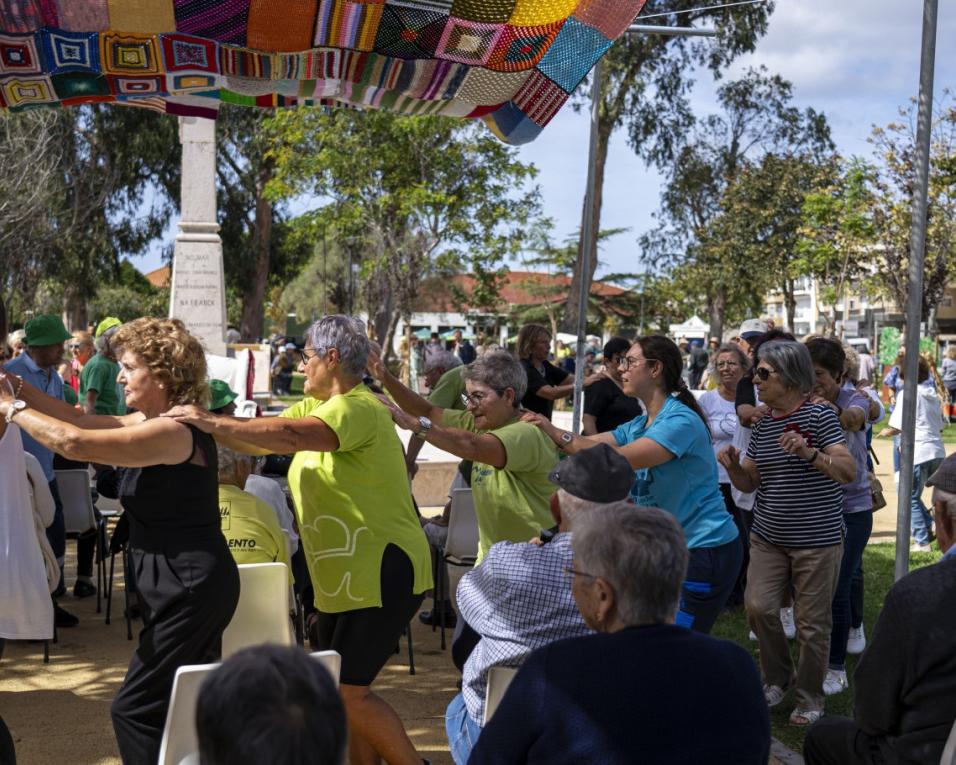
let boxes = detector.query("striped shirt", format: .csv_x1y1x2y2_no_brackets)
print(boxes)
747,401,846,547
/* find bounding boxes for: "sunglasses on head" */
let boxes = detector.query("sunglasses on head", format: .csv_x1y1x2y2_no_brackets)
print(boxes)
754,366,777,381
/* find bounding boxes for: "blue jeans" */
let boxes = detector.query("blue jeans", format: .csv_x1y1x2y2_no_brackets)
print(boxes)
446,692,482,765
910,459,940,546
829,511,873,669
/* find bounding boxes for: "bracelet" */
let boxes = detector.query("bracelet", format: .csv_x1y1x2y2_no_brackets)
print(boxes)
808,449,819,464
13,374,23,398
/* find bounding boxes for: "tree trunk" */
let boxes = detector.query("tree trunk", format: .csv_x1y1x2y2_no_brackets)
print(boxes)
784,278,797,333
561,121,610,334
239,158,274,342
63,288,87,332
707,285,727,341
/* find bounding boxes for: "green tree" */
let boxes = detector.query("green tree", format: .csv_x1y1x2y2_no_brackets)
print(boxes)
265,109,540,358
641,67,833,336
863,96,956,331
561,0,776,333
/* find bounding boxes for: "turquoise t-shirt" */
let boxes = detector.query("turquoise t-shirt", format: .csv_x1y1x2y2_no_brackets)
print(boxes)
612,396,738,550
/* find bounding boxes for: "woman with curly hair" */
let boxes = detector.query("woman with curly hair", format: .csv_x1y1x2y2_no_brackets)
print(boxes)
0,317,239,764
524,335,742,634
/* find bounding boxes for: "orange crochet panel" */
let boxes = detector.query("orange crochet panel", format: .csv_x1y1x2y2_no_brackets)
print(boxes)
0,0,646,145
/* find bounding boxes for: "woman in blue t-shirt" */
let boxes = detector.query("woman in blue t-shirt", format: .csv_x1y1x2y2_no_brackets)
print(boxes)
524,334,741,634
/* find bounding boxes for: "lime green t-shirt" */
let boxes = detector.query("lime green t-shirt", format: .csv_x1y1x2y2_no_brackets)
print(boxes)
219,483,291,574
428,366,467,410
281,385,433,613
441,409,558,562
79,354,126,416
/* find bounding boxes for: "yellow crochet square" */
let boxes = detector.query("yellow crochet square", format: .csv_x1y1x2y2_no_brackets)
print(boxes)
508,0,577,26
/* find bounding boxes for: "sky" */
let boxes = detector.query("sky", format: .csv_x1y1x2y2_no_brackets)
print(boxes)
134,1,956,281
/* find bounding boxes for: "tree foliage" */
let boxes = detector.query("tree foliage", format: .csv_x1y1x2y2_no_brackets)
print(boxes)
265,109,540,357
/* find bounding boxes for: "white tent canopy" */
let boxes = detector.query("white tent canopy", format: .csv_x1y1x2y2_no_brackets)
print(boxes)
667,316,710,340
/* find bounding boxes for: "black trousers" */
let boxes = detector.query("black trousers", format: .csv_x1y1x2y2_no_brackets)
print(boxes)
804,716,886,765
111,542,239,765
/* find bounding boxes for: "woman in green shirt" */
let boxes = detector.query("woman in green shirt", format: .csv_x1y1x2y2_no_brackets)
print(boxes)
372,350,559,562
167,315,431,765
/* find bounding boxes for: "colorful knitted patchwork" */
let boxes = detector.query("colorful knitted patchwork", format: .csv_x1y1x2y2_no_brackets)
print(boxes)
0,0,645,144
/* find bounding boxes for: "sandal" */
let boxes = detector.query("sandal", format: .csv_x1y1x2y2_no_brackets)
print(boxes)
763,684,788,707
789,707,823,726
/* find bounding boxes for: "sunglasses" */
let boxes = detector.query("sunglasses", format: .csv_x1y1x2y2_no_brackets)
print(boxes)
754,366,778,381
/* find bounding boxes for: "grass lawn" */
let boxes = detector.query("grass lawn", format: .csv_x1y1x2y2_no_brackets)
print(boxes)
710,544,943,753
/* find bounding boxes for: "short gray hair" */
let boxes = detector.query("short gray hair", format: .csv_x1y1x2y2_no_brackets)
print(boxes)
304,315,370,377
843,345,861,382
572,505,688,627
95,325,121,359
462,350,527,403
217,444,254,482
758,340,815,395
557,489,633,530
715,343,749,370
424,350,462,374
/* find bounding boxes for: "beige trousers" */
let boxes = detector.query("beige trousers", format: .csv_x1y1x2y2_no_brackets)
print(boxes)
745,534,842,711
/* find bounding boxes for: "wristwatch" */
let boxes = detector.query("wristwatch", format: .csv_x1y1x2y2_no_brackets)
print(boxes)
5,399,27,424
559,431,574,447
414,415,432,440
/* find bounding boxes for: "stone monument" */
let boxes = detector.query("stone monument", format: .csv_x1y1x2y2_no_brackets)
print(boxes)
169,116,226,355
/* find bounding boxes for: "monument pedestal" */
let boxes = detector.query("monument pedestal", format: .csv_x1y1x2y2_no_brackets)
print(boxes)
169,116,226,355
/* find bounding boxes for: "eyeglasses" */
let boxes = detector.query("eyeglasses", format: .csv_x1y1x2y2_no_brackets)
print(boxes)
69,344,83,350
618,356,658,372
754,366,778,381
715,361,740,370
298,347,327,364
461,389,504,407
563,565,598,581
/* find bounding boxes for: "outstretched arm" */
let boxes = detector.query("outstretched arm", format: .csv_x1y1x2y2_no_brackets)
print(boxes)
1,370,139,430
367,349,444,422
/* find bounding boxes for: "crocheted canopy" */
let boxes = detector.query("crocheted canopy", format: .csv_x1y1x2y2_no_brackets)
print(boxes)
0,0,644,144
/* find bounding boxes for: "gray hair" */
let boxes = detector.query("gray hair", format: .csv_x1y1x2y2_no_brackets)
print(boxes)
758,340,815,395
304,315,370,377
843,345,861,382
572,505,688,627
462,350,527,403
217,444,254,483
94,325,121,359
424,350,462,374
557,489,633,530
715,342,749,370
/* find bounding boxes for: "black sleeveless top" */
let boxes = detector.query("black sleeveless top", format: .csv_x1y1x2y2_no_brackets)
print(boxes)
120,424,223,551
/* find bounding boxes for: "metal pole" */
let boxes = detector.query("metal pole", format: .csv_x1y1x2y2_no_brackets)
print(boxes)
571,58,604,434
895,0,938,582
627,24,717,37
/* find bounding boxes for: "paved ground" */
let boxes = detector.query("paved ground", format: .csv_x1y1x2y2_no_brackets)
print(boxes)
0,435,943,765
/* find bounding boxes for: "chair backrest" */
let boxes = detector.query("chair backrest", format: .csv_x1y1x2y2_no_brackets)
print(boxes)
54,469,96,535
157,662,219,765
482,665,519,726
941,716,956,765
445,488,479,563
310,650,342,688
222,563,294,658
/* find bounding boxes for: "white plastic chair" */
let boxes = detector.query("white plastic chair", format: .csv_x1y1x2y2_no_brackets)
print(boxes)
55,468,105,613
941,717,956,765
222,563,294,658
435,488,479,649
157,662,219,765
310,650,342,688
482,666,519,726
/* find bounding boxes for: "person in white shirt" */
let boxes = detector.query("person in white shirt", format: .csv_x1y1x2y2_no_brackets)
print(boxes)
879,356,945,551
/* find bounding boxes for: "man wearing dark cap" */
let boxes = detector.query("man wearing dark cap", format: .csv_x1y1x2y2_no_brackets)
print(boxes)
804,453,956,765
3,314,77,627
445,444,635,765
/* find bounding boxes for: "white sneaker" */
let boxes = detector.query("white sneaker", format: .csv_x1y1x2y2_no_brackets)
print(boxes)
748,630,757,641
823,668,848,696
911,542,932,553
847,625,866,655
780,607,796,640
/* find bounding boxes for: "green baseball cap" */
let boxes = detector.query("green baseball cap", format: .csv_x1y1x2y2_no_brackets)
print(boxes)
209,379,239,411
95,317,122,338
23,315,71,346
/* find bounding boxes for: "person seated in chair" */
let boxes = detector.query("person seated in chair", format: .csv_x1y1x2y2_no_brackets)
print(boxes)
445,444,636,765
803,452,956,765
470,504,770,765
217,444,291,571
196,644,346,765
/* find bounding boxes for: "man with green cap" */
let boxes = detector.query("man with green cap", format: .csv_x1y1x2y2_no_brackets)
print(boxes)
3,314,78,627
80,317,126,417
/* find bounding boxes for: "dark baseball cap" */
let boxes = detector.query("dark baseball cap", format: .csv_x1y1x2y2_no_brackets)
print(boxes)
926,453,956,493
548,443,635,503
